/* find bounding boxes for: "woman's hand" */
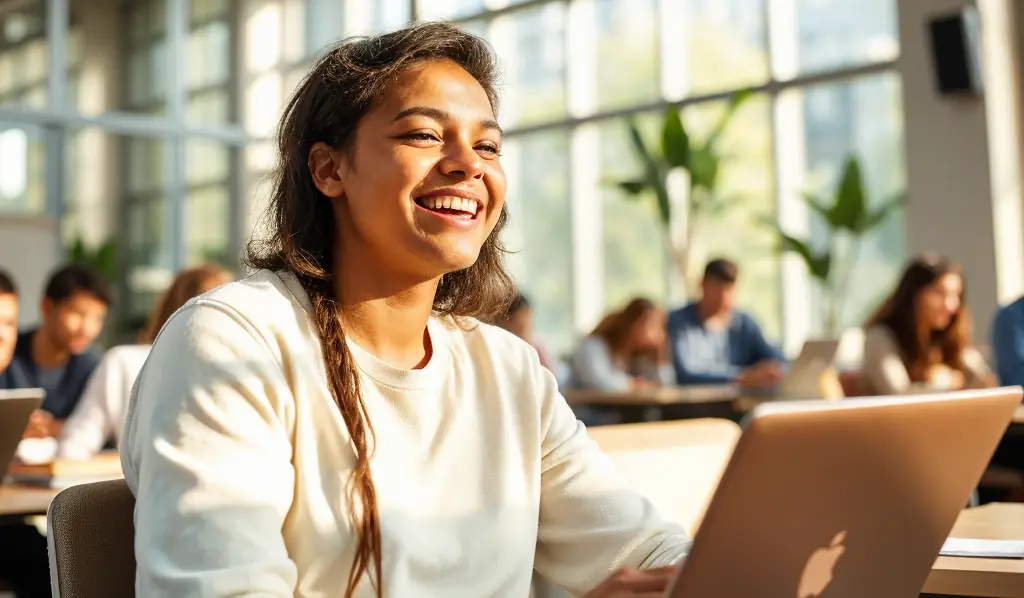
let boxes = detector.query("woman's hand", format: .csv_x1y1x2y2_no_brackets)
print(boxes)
583,566,677,597
22,409,55,439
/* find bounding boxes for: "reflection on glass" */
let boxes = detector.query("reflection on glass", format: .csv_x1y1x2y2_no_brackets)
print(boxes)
599,114,668,309
502,131,574,354
0,125,44,215
71,0,168,115
796,0,898,75
486,3,566,128
0,0,47,108
797,72,905,330
592,0,659,112
682,95,780,340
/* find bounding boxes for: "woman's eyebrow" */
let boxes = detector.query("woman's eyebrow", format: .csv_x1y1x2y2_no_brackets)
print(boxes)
393,106,502,136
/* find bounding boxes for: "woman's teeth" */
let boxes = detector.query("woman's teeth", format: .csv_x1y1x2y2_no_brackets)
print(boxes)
418,196,479,216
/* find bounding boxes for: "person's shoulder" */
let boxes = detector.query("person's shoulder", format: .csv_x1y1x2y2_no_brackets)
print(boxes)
439,316,542,369
101,344,152,366
668,303,698,324
995,296,1024,324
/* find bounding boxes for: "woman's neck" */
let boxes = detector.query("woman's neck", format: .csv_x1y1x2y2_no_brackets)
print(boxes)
332,242,439,370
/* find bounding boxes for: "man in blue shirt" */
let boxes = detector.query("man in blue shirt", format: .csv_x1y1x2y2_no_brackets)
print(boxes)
668,258,783,387
991,295,1024,386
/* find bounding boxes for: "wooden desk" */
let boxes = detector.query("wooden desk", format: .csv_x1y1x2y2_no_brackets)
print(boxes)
0,483,59,517
924,503,1024,597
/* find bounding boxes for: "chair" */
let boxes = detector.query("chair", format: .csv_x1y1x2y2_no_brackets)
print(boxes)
46,479,136,598
531,418,741,597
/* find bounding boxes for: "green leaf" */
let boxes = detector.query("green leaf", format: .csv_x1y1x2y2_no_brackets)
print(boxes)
625,118,655,168
803,193,838,228
688,146,719,192
831,155,868,232
861,190,906,231
652,163,672,225
777,232,831,281
661,107,690,169
616,179,649,196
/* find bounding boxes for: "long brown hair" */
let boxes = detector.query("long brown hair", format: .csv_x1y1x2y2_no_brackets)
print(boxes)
865,254,970,381
139,265,231,344
244,23,512,597
590,297,665,364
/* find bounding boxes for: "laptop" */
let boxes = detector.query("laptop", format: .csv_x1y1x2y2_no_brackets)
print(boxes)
667,387,1022,598
777,339,841,398
0,388,44,475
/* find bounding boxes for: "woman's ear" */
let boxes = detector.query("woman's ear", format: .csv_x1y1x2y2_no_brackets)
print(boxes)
308,142,346,198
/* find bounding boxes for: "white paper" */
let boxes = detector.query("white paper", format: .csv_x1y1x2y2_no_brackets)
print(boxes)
941,537,1024,559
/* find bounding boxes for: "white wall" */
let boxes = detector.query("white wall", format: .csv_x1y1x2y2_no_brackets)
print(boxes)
0,216,60,328
897,0,1024,342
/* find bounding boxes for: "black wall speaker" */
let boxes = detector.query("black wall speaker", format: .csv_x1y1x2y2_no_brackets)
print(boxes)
928,6,983,95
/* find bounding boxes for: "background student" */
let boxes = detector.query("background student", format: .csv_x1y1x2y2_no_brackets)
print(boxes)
58,265,231,460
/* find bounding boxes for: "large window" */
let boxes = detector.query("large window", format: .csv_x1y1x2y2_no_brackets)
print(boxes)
438,0,903,353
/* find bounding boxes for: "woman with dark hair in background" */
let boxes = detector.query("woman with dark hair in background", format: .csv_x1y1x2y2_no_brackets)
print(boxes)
861,253,994,395
57,265,231,460
570,297,672,391
120,23,687,598
493,291,553,369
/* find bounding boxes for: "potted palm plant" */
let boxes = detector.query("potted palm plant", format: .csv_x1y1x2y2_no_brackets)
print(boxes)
765,155,904,336
612,90,752,295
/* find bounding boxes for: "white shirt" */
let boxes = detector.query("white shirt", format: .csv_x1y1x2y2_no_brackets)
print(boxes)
58,344,151,460
121,270,690,598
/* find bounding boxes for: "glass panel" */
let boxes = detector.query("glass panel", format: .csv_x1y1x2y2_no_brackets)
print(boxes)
186,18,234,124
486,3,566,128
186,141,232,267
187,185,232,267
592,0,659,112
0,1,47,108
0,125,45,215
71,0,170,115
675,0,769,96
191,0,230,24
681,95,781,340
502,130,574,355
64,131,171,323
792,72,906,331
304,0,345,56
598,113,669,309
795,0,898,75
417,0,485,21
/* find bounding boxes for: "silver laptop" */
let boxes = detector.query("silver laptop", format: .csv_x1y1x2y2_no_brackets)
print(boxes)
778,339,841,398
667,387,1021,598
0,388,44,475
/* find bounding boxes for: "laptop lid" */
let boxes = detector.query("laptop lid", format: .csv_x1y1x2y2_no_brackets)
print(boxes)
667,387,1022,598
778,339,841,398
0,388,44,475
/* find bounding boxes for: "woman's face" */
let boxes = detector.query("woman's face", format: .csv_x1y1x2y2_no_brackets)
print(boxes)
917,273,963,330
310,59,506,280
628,309,667,350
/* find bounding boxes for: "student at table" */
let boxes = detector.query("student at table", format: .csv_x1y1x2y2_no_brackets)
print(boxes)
991,294,1024,386
57,265,232,460
570,297,672,391
8,264,111,438
121,23,687,598
861,254,994,395
0,268,50,598
0,268,21,388
668,258,783,388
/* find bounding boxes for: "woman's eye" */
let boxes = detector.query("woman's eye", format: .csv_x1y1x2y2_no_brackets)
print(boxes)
476,144,501,156
405,132,440,142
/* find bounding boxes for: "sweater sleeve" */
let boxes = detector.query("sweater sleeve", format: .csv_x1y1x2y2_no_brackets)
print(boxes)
120,301,298,597
861,326,913,395
533,363,691,596
57,353,116,460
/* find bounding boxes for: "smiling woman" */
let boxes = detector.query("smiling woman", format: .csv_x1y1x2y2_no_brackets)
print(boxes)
119,22,689,598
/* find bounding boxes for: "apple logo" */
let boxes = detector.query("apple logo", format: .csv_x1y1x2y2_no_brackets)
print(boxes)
797,531,847,598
